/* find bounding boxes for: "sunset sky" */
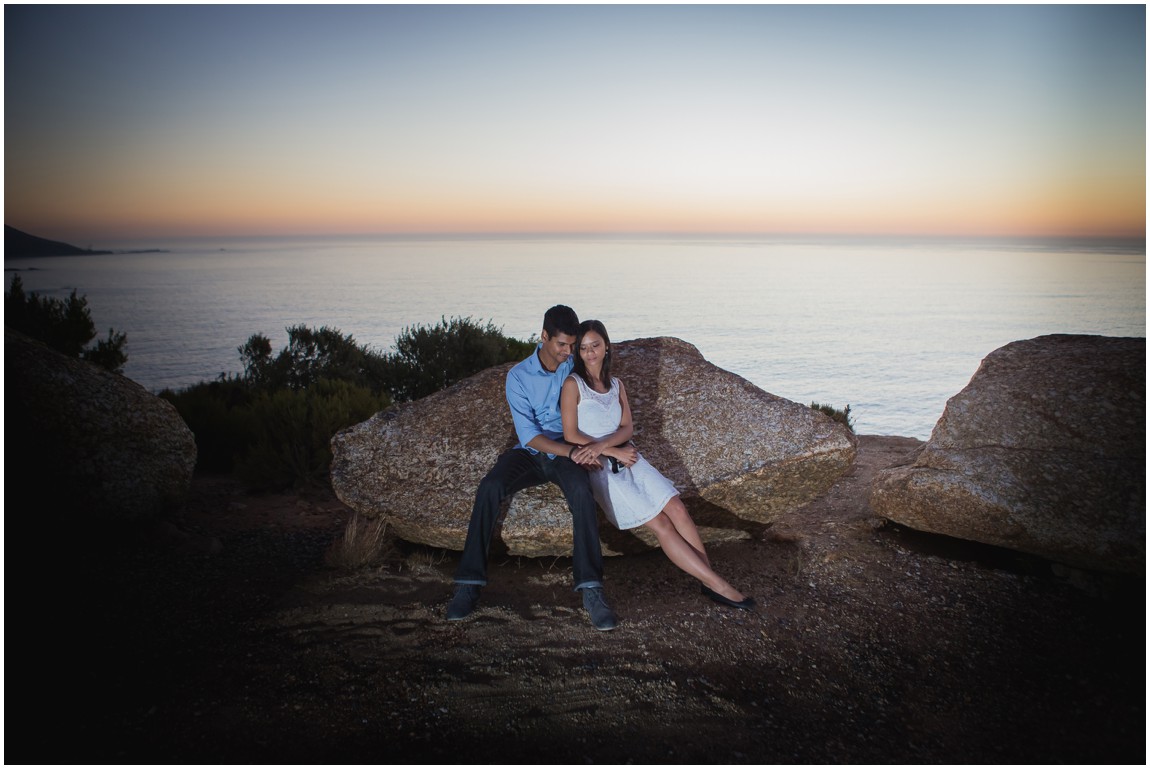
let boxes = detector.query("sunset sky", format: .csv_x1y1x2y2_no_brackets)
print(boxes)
5,4,1146,243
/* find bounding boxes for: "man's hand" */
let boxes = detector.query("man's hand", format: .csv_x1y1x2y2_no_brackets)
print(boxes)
569,443,603,470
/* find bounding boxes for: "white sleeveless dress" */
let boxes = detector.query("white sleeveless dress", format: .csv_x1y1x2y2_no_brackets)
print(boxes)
572,375,679,530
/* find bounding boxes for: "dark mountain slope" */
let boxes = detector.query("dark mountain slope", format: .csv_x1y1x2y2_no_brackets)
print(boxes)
5,225,112,257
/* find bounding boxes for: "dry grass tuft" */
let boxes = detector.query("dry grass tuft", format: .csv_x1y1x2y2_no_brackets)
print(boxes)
324,513,394,570
763,528,804,544
402,545,450,574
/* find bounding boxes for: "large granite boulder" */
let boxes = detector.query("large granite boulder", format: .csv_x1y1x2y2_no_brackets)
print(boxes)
6,328,197,521
331,337,857,556
870,334,1144,575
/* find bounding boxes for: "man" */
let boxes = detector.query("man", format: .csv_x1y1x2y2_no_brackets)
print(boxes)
446,304,617,630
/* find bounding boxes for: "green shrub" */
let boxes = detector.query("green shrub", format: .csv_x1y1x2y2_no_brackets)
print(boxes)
167,316,532,489
381,315,535,401
810,402,855,433
235,378,388,490
83,328,129,372
239,324,387,393
159,375,256,473
5,274,127,372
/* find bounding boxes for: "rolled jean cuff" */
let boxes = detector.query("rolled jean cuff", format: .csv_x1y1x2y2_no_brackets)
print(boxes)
454,579,486,586
574,580,603,592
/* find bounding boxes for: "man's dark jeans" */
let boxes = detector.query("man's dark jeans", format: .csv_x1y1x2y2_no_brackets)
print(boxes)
454,447,604,590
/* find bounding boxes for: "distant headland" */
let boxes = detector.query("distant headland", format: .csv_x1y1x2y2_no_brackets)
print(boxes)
5,225,113,257
5,225,169,257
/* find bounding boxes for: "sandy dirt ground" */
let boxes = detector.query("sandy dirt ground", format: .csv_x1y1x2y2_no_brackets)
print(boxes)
25,435,1144,764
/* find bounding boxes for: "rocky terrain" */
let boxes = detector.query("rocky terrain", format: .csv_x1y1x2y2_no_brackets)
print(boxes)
23,434,1141,765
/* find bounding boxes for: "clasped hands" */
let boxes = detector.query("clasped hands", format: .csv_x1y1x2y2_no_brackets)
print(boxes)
568,441,638,471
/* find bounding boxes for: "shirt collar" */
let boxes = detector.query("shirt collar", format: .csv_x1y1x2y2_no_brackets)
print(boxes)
527,343,568,376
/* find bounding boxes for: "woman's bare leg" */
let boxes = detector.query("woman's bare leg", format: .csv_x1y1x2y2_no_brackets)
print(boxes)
661,496,711,568
644,511,746,602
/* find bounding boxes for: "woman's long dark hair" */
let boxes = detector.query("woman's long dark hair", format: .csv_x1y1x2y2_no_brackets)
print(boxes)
573,319,612,388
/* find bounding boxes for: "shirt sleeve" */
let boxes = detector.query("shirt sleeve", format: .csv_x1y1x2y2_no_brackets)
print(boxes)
506,368,542,452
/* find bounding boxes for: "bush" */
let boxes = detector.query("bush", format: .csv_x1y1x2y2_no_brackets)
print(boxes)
810,402,855,433
235,378,388,490
381,316,535,401
5,274,127,373
166,316,532,489
162,374,386,486
236,316,531,403
159,375,256,474
239,324,387,393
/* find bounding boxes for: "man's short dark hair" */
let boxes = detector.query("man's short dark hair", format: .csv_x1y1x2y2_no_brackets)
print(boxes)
542,305,580,338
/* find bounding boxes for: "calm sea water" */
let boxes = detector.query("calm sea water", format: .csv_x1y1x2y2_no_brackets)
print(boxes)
6,235,1145,440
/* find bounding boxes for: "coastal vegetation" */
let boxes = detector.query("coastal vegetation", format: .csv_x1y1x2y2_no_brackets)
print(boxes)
161,316,533,490
811,401,855,433
5,274,127,373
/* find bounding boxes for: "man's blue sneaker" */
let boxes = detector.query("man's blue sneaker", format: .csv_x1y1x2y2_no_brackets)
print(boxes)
582,587,618,631
446,584,480,621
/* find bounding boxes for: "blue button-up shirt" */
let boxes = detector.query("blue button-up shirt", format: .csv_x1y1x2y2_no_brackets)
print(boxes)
506,344,574,456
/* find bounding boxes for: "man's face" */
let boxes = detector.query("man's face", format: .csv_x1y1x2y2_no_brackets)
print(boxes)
539,329,577,370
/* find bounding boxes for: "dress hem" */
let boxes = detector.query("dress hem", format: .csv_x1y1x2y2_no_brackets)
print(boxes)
610,491,678,531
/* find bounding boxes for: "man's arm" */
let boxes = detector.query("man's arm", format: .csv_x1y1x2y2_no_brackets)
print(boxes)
507,368,578,459
506,372,544,449
525,433,577,458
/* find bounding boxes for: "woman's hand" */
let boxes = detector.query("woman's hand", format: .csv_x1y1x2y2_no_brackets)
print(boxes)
605,443,639,467
569,443,606,469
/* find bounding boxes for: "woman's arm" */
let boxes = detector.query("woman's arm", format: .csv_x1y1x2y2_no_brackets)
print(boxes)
561,376,633,463
560,376,602,466
561,377,593,445
600,379,637,465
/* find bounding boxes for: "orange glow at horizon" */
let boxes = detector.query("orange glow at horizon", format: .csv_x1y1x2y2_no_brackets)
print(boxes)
17,180,1143,242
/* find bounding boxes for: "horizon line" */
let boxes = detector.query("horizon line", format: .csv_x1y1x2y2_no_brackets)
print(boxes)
7,221,1146,248
58,229,1150,246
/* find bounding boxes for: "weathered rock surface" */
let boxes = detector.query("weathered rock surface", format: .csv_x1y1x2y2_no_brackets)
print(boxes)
331,337,857,556
870,334,1144,575
6,328,197,521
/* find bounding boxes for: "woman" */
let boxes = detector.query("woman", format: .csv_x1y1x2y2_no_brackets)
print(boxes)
560,319,754,610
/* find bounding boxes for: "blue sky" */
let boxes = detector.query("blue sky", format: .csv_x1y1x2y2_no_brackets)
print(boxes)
5,4,1145,241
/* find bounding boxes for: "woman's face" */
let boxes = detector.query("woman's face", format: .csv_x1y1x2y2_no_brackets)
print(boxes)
579,330,607,370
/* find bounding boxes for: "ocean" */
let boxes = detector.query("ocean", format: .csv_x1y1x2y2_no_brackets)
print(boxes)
5,235,1145,440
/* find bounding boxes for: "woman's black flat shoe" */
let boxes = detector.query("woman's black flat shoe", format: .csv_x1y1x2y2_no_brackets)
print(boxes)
701,585,756,611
